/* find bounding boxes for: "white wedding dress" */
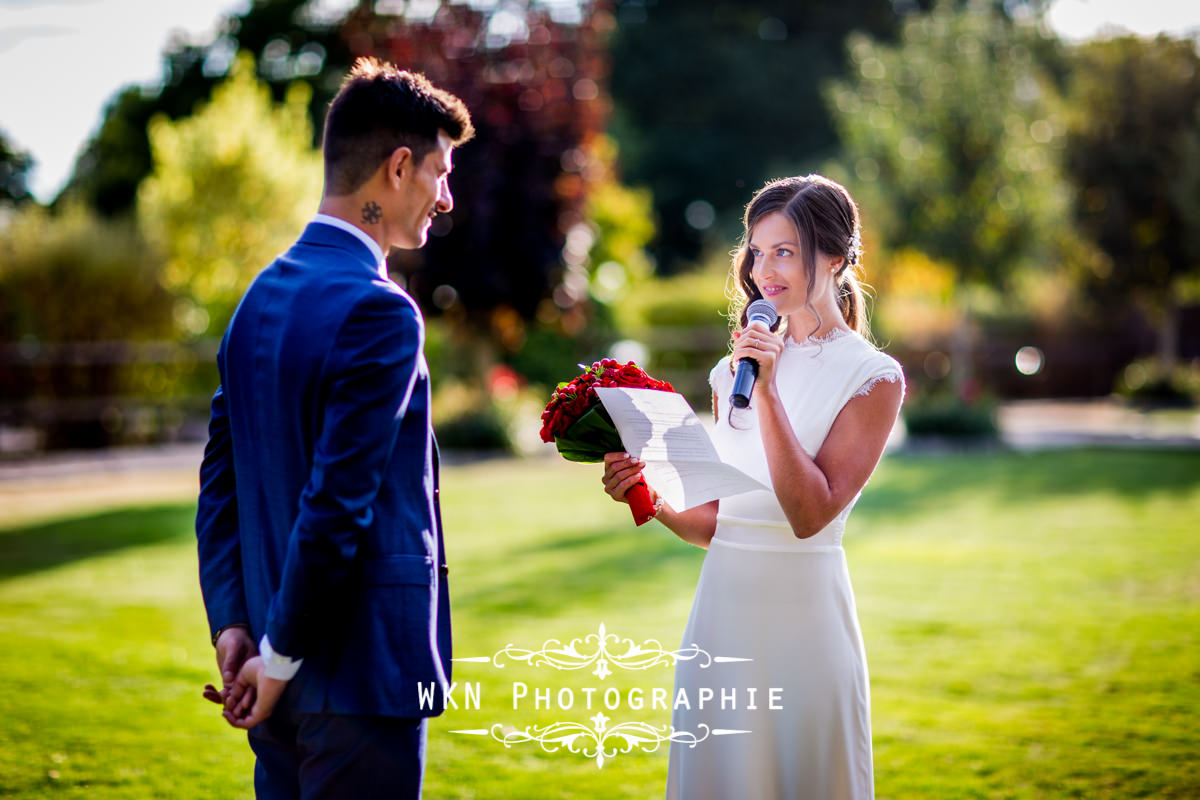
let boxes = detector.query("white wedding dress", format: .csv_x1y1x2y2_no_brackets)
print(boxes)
665,328,904,800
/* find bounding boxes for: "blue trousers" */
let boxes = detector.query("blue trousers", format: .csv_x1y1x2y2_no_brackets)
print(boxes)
248,710,427,800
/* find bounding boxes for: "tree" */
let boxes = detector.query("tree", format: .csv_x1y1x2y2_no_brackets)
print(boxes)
0,129,33,206
137,55,322,336
63,87,161,216
0,204,177,447
828,0,1067,288
826,0,1070,389
1063,34,1200,368
608,0,901,273
63,0,352,216
0,204,173,343
340,0,614,334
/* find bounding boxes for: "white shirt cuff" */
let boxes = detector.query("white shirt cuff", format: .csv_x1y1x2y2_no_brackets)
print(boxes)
259,634,303,681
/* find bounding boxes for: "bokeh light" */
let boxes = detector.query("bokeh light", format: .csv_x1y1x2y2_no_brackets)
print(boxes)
1015,345,1044,376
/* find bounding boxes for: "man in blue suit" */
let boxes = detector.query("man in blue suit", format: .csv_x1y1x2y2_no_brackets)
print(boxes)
195,58,472,799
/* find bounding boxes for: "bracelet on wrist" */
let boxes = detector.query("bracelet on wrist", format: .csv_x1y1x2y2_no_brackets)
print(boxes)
212,622,249,647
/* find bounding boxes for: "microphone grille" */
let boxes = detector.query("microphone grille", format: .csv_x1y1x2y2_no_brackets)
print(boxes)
746,299,779,327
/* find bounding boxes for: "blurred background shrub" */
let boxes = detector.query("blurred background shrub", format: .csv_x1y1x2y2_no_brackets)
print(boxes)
0,204,204,448
1114,357,1200,408
901,390,1001,441
609,261,731,403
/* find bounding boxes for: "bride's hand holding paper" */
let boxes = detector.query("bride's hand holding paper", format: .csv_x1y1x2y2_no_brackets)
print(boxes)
541,360,771,525
592,386,769,513
601,452,650,506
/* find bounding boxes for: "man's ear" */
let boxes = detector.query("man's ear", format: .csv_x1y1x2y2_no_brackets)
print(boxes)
387,146,413,188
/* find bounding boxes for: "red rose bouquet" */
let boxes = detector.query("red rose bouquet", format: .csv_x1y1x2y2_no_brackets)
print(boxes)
540,359,676,526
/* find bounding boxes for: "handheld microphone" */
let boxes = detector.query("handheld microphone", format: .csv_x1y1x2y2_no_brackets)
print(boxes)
730,299,780,409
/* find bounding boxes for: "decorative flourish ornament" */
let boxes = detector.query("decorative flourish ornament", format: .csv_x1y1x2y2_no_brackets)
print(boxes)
456,622,749,680
478,717,751,769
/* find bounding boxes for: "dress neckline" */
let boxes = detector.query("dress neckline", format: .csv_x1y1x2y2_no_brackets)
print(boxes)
785,327,855,349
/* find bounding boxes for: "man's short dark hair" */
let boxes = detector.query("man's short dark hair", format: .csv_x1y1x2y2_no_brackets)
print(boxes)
322,58,474,196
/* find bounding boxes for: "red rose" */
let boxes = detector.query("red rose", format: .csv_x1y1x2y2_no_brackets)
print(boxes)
540,359,676,448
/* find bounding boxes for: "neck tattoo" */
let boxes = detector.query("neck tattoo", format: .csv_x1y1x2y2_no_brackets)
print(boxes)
361,201,382,225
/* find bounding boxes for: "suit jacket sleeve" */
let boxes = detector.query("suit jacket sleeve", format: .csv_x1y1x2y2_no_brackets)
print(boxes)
265,290,422,658
196,365,250,640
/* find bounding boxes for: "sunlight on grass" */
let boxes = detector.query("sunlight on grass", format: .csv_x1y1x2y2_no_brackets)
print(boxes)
1,449,1198,798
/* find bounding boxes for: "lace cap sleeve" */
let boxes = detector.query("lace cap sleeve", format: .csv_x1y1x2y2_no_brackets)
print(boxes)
851,353,905,400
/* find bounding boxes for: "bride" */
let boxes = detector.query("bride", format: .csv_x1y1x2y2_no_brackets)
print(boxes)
603,175,904,799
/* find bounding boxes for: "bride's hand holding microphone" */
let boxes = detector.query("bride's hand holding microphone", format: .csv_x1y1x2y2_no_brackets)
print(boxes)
731,301,785,406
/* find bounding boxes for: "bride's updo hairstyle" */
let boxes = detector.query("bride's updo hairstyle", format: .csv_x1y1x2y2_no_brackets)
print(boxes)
729,175,869,343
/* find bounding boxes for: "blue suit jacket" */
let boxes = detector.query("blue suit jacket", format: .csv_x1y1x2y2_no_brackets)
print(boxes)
196,222,451,718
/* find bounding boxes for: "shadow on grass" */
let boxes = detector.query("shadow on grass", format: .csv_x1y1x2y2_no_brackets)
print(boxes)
453,522,702,619
855,446,1200,525
0,503,196,581
453,448,1200,615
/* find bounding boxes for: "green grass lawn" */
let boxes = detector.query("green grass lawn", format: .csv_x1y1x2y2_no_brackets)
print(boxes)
1,447,1198,798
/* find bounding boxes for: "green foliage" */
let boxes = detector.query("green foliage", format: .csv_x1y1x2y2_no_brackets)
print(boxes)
138,55,322,336
429,377,550,455
609,0,902,272
1114,356,1200,408
2,449,1200,797
586,178,655,284
611,262,729,333
1063,34,1200,356
504,325,605,389
434,408,513,453
0,204,208,447
60,86,161,216
550,405,625,463
604,261,730,402
63,0,351,215
868,247,962,343
583,137,656,306
902,390,1000,439
827,1,1070,291
0,128,33,205
0,204,172,343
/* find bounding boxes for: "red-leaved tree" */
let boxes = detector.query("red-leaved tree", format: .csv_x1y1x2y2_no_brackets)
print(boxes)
341,1,614,347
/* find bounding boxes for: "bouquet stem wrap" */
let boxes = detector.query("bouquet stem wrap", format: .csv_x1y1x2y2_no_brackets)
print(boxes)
549,404,656,526
624,480,655,526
